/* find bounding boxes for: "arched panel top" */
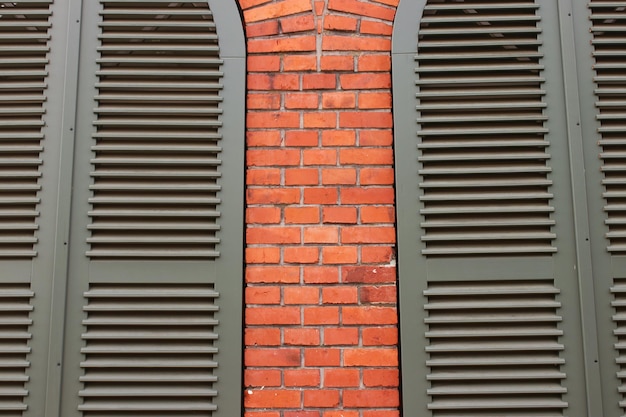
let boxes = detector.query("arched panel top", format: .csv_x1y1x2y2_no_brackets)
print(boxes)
207,0,245,58
392,0,426,54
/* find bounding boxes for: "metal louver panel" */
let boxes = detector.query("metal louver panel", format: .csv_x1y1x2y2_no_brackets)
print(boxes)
78,284,219,415
416,0,555,255
611,280,626,412
589,1,626,253
89,0,223,259
0,1,51,258
425,280,567,416
0,285,32,416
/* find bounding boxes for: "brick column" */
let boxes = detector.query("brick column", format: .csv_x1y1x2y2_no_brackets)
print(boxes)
240,1,400,416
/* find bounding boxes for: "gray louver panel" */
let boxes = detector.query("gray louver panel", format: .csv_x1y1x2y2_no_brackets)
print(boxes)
611,280,626,412
424,280,567,416
79,284,219,415
416,0,555,256
0,1,52,258
89,0,223,259
0,285,32,416
589,1,626,253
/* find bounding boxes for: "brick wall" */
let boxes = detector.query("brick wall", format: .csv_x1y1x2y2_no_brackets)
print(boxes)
239,0,401,416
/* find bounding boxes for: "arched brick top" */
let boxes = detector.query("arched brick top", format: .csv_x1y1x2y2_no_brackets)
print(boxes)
235,1,402,416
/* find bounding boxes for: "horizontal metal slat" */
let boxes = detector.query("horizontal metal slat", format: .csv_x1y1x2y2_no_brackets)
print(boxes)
79,388,217,397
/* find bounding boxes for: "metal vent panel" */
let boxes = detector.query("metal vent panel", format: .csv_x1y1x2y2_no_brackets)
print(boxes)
416,0,555,256
0,1,52,258
0,285,32,416
89,0,223,259
611,279,626,412
79,284,219,416
425,280,567,416
589,1,626,253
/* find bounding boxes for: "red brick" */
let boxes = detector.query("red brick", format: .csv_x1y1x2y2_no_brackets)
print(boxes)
339,111,392,128
283,55,317,71
328,0,395,20
246,413,281,417
285,130,319,146
247,266,301,283
360,20,392,35
360,129,393,146
314,0,324,15
304,348,341,366
322,36,391,51
344,348,398,367
343,389,400,408
284,369,321,387
340,148,393,165
360,285,396,304
303,73,337,89
240,0,272,8
324,327,359,345
342,266,396,283
247,227,301,244
362,411,400,417
285,206,320,224
280,14,316,33
363,369,399,387
304,226,339,244
304,187,339,204
303,390,340,407
244,389,301,408
360,167,395,185
248,112,300,128
322,286,358,304
322,246,358,264
323,14,358,31
341,226,396,244
304,112,336,128
304,266,340,284
304,307,340,325
247,189,300,204
246,247,281,264
246,207,281,224
248,149,300,167
358,54,391,71
284,246,319,264
248,93,281,110
321,130,356,146
285,412,320,417
320,55,354,71
322,92,356,109
247,131,282,147
285,92,319,109
321,168,356,185
284,328,320,346
245,328,281,346
324,369,360,387
362,327,398,346
248,55,281,72
361,246,394,263
341,188,394,204
245,348,301,367
303,149,337,165
340,73,391,89
285,168,319,186
247,169,281,186
284,286,320,304
246,20,279,37
324,412,359,417
244,0,312,23
249,36,316,53
245,369,281,387
342,307,397,325
322,207,357,224
359,92,392,109
246,286,281,304
247,307,302,325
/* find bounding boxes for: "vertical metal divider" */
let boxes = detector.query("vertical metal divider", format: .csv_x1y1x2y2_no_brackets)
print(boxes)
554,1,603,415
